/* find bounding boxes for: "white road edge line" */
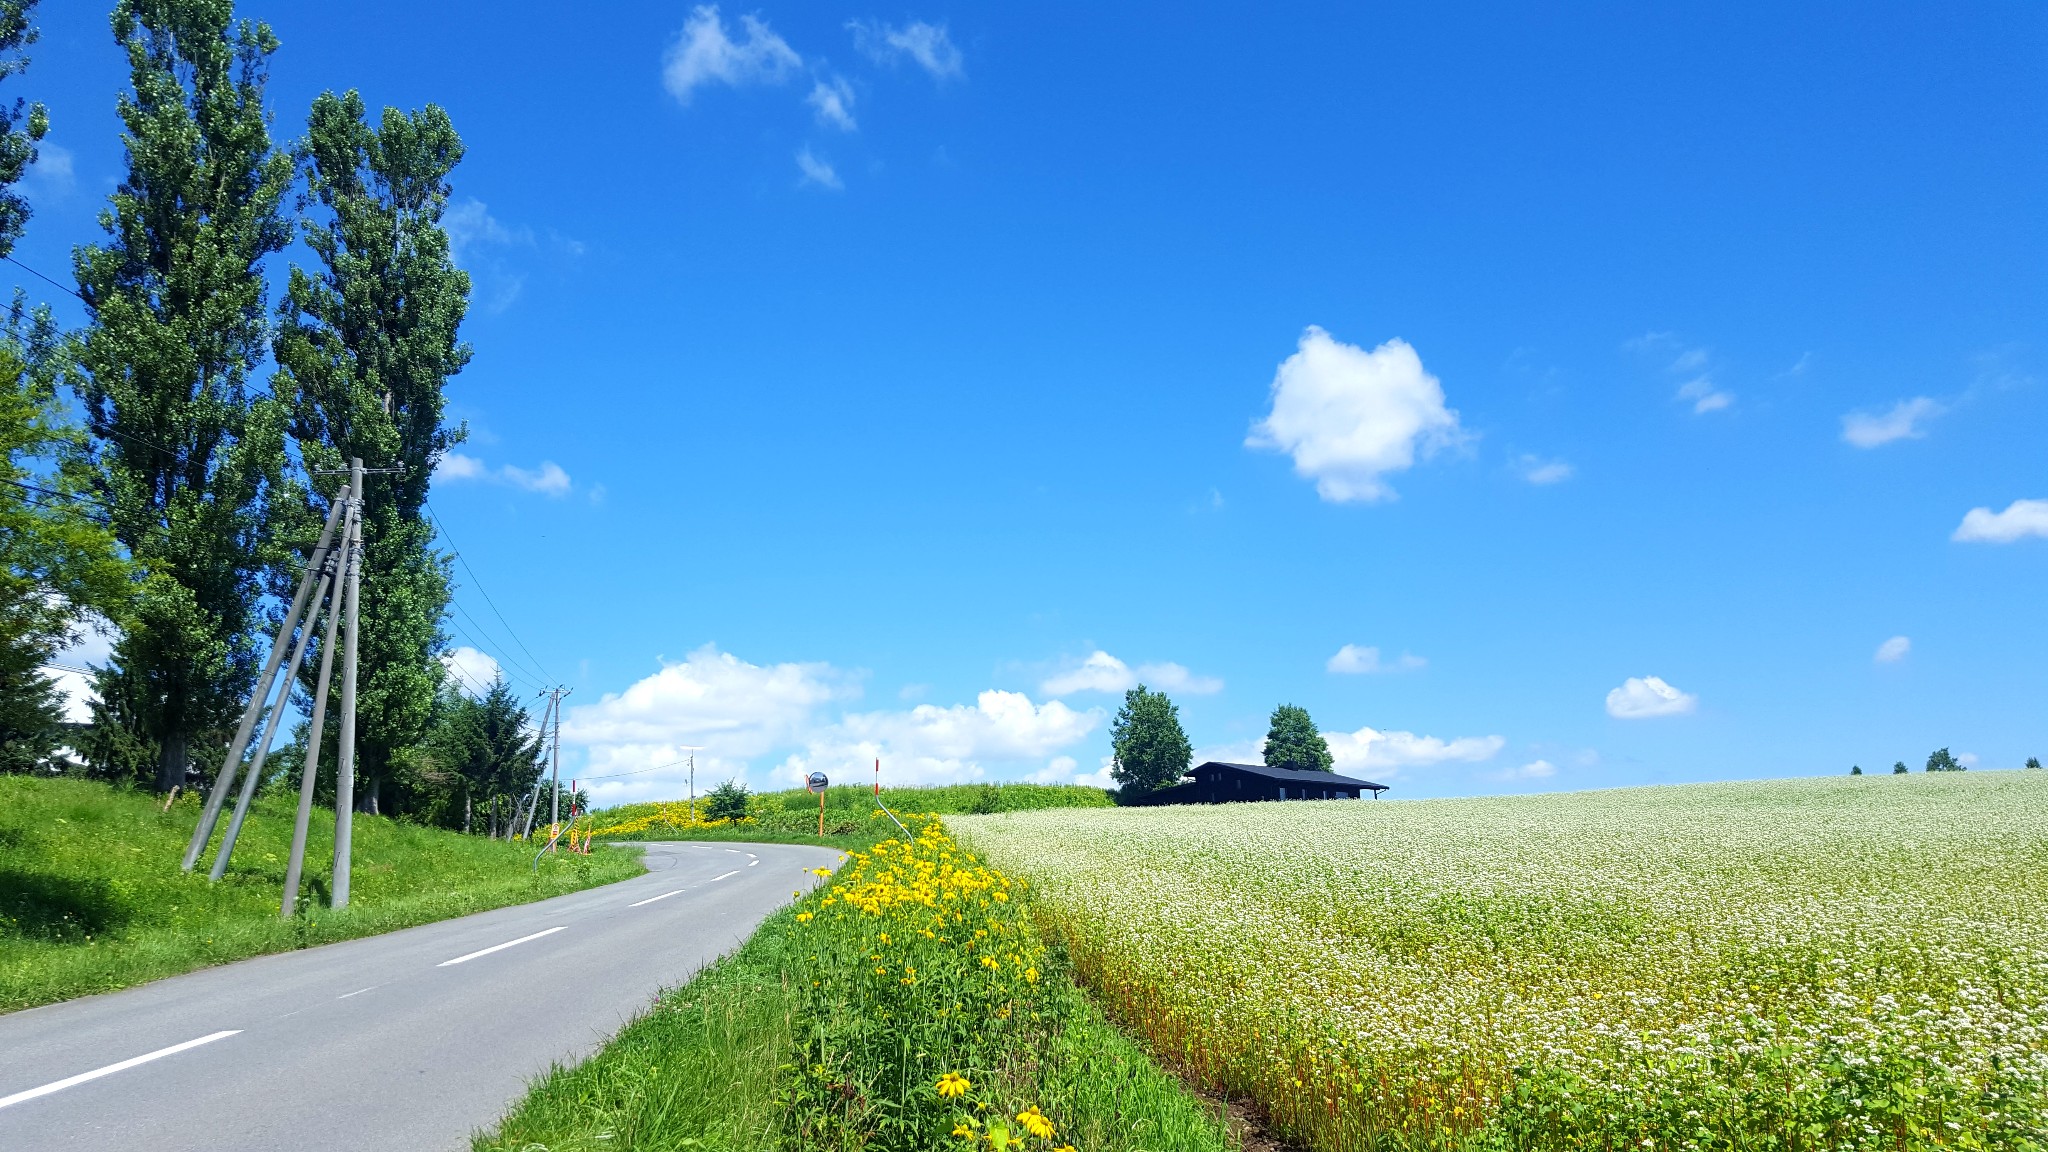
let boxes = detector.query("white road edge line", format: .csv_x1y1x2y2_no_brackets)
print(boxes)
337,986,376,999
629,888,687,907
709,870,740,882
0,1030,241,1111
437,926,567,967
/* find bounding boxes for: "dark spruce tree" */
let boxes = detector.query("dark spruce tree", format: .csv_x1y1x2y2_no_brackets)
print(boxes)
1109,684,1191,797
1263,703,1333,772
273,91,472,816
1892,761,1907,774
1924,748,1964,772
71,1,293,790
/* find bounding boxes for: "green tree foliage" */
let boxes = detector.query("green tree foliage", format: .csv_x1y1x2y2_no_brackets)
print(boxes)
272,90,471,816
1893,761,1908,774
1925,748,1965,773
70,1,293,790
2028,757,2043,771
0,0,47,252
425,679,542,836
1,309,130,774
1850,765,1862,775
705,778,750,822
1110,684,1192,796
1263,703,1333,773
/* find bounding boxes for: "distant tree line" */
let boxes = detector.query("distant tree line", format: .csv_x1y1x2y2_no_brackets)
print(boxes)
0,0,541,833
1109,688,1344,799
1856,748,2035,775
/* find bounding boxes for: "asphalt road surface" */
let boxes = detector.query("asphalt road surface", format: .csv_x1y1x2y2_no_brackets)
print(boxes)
0,840,840,1151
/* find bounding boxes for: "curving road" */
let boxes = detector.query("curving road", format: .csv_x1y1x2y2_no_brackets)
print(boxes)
0,840,839,1151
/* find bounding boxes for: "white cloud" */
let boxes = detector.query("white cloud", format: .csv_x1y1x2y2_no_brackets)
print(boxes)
1874,635,1910,664
1952,499,2048,544
1605,675,1697,719
1246,327,1466,503
1629,333,1732,414
440,646,503,697
1842,397,1944,448
808,76,857,130
43,613,117,724
25,141,74,196
781,690,1100,788
1040,650,1223,697
848,18,964,79
1322,725,1506,779
1325,644,1425,675
1516,455,1573,485
442,198,542,313
663,6,802,104
795,147,843,190
1493,758,1557,781
436,452,573,496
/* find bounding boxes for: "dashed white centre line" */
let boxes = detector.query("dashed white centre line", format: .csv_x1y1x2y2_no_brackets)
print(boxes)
437,926,567,967
749,858,758,866
709,870,740,882
0,1030,241,1111
337,986,376,999
629,888,687,907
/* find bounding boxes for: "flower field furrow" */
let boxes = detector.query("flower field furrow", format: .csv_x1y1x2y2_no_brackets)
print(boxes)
957,773,2048,1151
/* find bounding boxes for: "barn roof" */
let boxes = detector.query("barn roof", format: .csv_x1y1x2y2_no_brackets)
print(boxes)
1192,761,1388,791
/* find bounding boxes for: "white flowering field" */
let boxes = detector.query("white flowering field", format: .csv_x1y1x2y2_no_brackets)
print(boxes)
956,772,2048,1151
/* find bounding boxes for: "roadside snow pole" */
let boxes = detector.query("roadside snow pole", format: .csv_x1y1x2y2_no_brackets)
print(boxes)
874,757,879,796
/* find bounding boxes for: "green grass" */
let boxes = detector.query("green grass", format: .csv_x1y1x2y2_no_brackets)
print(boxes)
478,816,1237,1152
588,782,1113,849
0,775,643,1013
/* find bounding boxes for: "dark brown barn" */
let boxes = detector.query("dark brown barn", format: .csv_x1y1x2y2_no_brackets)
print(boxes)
1122,761,1388,806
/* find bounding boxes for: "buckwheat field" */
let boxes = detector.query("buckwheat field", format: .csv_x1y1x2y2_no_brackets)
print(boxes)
956,773,2048,1151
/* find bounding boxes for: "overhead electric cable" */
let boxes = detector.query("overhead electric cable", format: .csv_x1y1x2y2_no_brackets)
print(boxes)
423,499,558,684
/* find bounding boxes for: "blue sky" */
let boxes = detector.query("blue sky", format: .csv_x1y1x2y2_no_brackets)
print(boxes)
19,3,2046,803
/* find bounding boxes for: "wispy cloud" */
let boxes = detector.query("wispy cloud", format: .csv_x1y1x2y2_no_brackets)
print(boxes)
1515,454,1573,485
1874,636,1910,663
1040,650,1223,697
1628,332,1732,415
848,18,964,80
795,147,843,190
25,141,74,197
436,452,573,497
663,6,802,104
1842,397,1945,448
807,76,858,130
1326,645,1426,675
1952,498,2048,544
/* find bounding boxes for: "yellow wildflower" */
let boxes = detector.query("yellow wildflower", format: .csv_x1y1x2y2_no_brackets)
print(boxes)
936,1071,972,1098
1016,1105,1055,1139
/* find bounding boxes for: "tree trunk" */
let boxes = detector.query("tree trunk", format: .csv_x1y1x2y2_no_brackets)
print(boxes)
156,730,187,793
463,790,471,835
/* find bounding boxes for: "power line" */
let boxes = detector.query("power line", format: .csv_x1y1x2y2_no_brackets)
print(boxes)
444,599,551,687
3,253,87,305
423,499,558,685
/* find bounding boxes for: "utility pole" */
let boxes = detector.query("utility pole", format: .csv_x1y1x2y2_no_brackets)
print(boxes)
182,497,344,872
331,458,364,907
547,685,571,848
282,489,355,917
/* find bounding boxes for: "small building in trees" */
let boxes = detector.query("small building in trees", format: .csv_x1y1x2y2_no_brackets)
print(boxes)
1123,761,1387,806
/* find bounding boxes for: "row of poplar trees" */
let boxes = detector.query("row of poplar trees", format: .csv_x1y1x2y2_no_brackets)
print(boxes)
0,0,545,827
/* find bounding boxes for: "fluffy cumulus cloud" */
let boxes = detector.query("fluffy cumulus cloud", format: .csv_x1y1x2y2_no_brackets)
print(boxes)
783,691,1100,788
1247,327,1466,503
1874,635,1911,664
1039,650,1223,697
440,646,503,697
663,6,801,104
1325,644,1425,675
848,18,963,79
43,614,117,724
795,146,843,190
1322,725,1506,779
1605,675,1697,719
436,452,573,496
808,76,857,130
1952,498,2048,544
564,647,1102,804
1842,397,1945,448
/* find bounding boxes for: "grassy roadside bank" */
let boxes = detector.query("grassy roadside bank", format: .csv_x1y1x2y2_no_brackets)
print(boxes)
478,814,1236,1152
588,782,1112,847
1,776,641,1013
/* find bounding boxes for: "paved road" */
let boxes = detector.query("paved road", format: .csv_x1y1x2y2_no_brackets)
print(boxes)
0,840,840,1151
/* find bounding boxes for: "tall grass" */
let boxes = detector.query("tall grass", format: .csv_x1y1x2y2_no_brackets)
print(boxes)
590,782,1113,844
478,816,1237,1152
0,776,641,1012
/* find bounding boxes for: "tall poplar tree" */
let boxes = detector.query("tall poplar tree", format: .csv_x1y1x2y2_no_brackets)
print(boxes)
273,90,470,815
72,0,292,790
0,0,47,248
